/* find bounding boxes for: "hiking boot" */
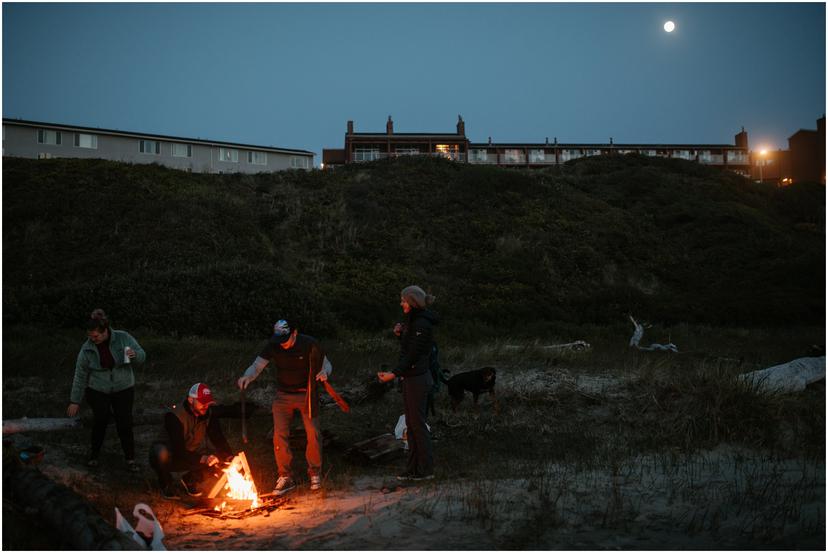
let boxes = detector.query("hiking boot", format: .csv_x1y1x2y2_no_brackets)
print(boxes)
126,460,140,473
161,486,180,500
410,472,434,481
272,475,295,496
180,478,202,497
396,471,416,481
309,474,322,491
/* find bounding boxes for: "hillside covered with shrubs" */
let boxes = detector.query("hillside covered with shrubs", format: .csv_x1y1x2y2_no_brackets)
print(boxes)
3,155,824,339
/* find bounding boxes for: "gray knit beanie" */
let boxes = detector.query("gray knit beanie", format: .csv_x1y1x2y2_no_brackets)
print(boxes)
401,285,435,309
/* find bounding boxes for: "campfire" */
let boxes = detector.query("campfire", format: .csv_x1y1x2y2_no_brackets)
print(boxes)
184,452,288,519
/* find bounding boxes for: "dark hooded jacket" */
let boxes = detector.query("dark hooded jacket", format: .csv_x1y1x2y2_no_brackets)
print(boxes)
393,308,439,378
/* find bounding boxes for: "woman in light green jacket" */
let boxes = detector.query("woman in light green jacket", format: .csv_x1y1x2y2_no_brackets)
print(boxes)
66,309,145,471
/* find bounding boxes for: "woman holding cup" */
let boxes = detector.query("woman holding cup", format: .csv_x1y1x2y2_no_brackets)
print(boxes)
66,309,146,471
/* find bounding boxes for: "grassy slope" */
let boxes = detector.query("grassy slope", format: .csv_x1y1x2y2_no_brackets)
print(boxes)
2,155,824,339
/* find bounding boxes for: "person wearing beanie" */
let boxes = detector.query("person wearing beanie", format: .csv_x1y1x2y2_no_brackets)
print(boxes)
378,285,439,481
236,319,333,496
66,308,146,473
148,383,235,499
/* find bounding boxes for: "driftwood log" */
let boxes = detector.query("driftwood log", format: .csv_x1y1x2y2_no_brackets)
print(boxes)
3,446,144,550
3,401,265,436
3,417,82,435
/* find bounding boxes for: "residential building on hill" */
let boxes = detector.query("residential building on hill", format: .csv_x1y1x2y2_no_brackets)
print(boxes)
322,116,752,177
749,116,825,185
2,118,314,173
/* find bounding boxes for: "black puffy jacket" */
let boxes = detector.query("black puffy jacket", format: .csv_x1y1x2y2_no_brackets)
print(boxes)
393,308,439,378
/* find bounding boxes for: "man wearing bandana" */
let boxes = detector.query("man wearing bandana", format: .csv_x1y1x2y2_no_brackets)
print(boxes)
237,320,332,496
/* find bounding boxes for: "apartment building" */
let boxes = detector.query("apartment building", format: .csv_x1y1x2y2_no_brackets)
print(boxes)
2,119,314,173
322,116,752,177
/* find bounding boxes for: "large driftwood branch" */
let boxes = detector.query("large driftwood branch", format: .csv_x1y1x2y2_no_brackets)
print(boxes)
3,417,81,435
738,356,826,394
3,448,145,550
3,402,268,435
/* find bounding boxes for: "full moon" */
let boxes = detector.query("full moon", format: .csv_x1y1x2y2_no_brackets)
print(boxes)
664,21,676,32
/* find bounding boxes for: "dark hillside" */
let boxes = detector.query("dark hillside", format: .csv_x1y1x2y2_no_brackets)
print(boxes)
3,156,823,338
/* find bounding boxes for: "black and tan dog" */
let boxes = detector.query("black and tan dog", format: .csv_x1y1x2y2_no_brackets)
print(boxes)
444,367,498,413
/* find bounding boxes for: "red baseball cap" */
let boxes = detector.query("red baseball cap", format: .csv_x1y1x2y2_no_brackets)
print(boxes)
188,383,216,406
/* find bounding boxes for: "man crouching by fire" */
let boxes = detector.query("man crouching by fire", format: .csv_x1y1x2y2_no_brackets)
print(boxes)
237,319,332,496
149,383,235,499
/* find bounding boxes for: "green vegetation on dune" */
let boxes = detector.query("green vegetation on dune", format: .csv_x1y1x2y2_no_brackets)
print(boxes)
2,155,824,339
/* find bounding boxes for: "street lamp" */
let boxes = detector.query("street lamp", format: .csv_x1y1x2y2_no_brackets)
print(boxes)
758,149,768,183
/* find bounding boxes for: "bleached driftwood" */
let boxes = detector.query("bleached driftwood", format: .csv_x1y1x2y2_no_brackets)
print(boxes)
628,315,678,353
3,417,81,435
737,356,825,394
3,450,144,550
503,340,591,351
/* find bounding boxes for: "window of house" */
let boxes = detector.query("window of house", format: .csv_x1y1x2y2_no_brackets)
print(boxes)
219,148,239,162
469,149,489,162
140,140,160,154
503,149,523,163
395,147,419,156
353,148,380,162
172,143,192,158
248,151,267,165
291,155,309,169
74,133,98,149
529,149,546,162
37,129,62,145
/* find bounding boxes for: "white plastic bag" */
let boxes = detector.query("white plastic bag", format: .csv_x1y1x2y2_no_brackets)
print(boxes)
115,502,166,550
394,414,430,451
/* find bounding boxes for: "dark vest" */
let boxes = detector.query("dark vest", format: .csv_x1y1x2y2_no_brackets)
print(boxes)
166,403,210,453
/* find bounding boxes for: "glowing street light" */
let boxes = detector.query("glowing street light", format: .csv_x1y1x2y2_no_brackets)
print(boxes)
757,149,768,183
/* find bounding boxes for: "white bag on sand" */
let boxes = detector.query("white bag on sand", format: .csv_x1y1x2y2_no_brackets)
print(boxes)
115,502,166,550
738,356,825,394
394,414,430,450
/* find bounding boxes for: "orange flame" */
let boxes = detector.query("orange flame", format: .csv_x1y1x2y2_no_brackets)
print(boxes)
222,455,259,509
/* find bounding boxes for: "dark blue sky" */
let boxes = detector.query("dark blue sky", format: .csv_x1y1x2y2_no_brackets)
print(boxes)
4,3,825,163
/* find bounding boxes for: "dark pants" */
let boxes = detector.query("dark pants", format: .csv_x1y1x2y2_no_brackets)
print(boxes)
85,386,135,460
272,391,322,477
148,442,210,490
402,372,434,476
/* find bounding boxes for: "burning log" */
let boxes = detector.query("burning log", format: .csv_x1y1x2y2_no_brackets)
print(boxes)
3,445,143,550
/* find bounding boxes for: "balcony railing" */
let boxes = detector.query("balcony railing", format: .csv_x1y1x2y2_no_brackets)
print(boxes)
352,152,466,162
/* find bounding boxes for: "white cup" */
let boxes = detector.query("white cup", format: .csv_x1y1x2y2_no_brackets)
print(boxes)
124,347,132,364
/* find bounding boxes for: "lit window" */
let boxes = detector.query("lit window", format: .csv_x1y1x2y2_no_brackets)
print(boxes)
248,151,267,165
140,140,160,154
291,156,309,169
74,133,98,149
219,148,239,162
172,143,192,158
37,129,62,145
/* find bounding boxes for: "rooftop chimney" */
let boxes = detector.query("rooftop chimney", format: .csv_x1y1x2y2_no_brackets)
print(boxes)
735,127,748,149
545,137,549,145
488,136,492,145
347,120,354,134
456,115,465,136
386,116,393,135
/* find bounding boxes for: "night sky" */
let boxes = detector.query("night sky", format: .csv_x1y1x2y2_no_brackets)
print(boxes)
3,2,825,164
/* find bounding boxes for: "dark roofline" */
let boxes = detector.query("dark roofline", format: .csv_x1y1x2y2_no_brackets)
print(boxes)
3,118,315,156
350,132,464,137
469,142,742,149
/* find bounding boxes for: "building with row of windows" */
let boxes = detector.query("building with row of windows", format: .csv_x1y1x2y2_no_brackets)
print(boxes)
750,116,826,185
2,119,314,173
323,115,753,177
